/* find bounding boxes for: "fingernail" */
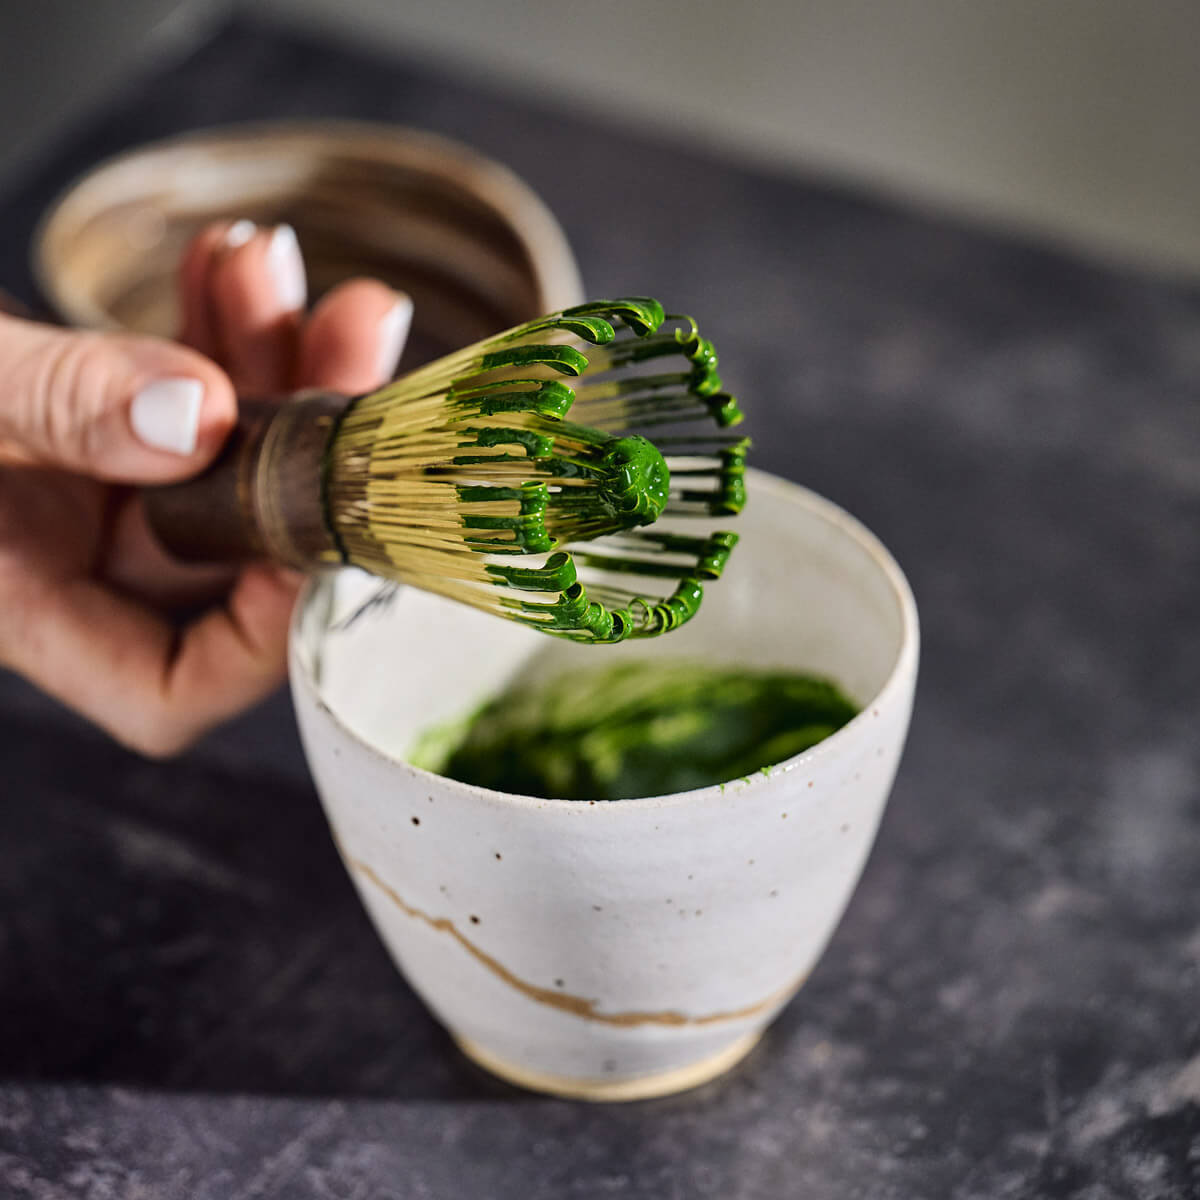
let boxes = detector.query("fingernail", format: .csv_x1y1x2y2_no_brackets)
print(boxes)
223,219,256,248
131,378,204,455
376,294,413,381
267,223,307,311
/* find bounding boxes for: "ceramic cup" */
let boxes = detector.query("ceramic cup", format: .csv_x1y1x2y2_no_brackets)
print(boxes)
289,469,919,1100
33,120,583,359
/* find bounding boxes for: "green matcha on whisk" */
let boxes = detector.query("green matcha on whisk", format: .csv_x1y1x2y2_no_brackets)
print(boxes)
145,298,748,643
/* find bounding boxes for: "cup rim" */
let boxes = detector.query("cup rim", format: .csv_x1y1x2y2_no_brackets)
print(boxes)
32,117,584,330
289,468,920,812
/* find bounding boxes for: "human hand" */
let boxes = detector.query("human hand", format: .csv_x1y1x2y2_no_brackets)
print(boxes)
0,221,412,756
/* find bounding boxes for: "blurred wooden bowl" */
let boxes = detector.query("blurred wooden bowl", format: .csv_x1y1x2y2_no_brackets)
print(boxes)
33,121,584,363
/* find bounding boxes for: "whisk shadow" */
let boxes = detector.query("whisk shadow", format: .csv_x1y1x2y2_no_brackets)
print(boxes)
0,692,525,1103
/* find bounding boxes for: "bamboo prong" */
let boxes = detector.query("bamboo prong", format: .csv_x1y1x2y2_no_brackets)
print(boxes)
315,298,744,642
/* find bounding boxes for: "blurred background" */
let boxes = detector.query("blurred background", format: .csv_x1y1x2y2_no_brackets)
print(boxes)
2,0,1199,275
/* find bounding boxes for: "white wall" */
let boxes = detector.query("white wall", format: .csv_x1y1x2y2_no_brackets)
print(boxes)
263,0,1200,275
3,1,1196,274
0,0,227,187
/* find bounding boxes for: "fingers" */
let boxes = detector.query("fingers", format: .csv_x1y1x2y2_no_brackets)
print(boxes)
206,223,308,393
298,280,412,393
0,562,302,757
177,219,253,357
102,492,238,608
0,313,236,483
152,565,302,753
181,222,413,396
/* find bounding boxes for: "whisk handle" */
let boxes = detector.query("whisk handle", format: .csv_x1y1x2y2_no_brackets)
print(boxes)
144,391,348,568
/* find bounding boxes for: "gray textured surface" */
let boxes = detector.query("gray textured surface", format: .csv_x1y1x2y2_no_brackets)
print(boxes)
0,15,1198,1199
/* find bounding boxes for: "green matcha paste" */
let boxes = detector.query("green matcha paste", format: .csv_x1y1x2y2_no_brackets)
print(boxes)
412,660,859,801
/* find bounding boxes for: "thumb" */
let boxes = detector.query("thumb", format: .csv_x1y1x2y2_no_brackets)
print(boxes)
0,313,236,483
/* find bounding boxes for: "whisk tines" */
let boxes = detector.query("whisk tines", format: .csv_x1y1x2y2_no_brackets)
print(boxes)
324,297,748,643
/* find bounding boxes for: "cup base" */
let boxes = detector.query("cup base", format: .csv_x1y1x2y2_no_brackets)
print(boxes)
454,1030,762,1101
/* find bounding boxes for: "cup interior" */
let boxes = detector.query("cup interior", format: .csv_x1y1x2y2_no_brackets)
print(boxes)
292,470,917,794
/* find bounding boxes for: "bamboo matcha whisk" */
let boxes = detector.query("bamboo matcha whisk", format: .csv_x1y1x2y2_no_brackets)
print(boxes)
146,297,748,643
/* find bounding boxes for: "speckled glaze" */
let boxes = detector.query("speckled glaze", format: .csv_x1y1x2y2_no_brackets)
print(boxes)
289,471,919,1099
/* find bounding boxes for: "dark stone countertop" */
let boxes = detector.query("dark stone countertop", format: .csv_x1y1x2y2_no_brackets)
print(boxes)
1,15,1198,1200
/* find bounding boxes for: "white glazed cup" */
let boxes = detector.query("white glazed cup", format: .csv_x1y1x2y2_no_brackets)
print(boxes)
289,469,919,1100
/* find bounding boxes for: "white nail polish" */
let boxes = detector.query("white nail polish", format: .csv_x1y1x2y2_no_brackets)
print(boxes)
376,295,414,381
131,378,204,455
267,223,307,311
224,219,256,248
